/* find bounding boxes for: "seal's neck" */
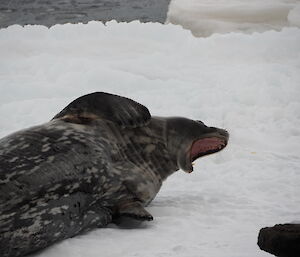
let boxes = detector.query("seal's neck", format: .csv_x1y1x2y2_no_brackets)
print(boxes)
146,117,179,180
96,117,180,182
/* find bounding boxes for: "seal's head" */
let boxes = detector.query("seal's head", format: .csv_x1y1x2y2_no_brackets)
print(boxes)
166,117,229,173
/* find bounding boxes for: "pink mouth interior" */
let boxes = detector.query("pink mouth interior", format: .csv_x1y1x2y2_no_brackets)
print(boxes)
190,137,226,161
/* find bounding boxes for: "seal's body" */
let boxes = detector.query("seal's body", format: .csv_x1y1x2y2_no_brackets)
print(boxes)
0,92,229,257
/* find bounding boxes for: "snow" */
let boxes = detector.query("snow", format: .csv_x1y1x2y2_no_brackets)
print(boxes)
1,3,300,257
168,0,300,37
288,3,300,26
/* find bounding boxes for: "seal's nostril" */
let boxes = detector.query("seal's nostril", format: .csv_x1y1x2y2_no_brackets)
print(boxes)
223,130,230,138
215,128,229,139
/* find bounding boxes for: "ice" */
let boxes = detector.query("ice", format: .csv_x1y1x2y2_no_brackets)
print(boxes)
0,8,300,257
168,0,300,37
288,3,300,26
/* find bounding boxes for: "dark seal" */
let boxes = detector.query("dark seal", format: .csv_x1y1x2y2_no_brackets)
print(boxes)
0,92,229,257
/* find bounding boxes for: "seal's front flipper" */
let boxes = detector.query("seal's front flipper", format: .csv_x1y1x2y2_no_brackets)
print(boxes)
52,92,151,128
117,201,153,221
80,204,113,233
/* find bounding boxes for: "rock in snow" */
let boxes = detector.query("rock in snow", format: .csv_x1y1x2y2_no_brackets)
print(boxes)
258,224,300,257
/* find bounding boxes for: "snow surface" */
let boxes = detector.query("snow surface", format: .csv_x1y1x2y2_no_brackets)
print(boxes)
1,14,300,257
168,0,300,37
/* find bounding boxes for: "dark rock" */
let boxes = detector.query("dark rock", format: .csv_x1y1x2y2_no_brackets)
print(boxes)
258,224,300,257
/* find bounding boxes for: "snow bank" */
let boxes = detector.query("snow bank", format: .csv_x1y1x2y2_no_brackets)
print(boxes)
168,0,300,37
0,21,300,257
288,3,300,26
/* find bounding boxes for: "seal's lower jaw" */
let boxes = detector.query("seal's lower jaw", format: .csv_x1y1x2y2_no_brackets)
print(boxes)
190,136,227,162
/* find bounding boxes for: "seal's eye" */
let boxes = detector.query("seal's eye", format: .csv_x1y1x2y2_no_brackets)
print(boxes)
196,120,206,126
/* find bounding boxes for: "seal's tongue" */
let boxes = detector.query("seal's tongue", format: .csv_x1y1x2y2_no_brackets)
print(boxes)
190,137,226,162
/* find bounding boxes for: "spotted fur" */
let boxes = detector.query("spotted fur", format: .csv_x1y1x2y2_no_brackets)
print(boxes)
0,92,228,257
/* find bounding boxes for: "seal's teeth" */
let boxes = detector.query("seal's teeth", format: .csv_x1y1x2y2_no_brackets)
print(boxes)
192,162,195,166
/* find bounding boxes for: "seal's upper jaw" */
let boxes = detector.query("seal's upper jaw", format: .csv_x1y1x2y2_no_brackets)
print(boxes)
190,129,229,163
166,117,229,173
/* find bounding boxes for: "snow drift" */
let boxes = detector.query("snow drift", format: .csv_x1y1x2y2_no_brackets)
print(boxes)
168,0,300,37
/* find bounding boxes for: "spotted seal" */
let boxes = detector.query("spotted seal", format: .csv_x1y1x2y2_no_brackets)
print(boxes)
0,92,229,257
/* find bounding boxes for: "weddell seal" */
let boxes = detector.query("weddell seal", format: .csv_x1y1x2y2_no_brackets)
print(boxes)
0,92,229,257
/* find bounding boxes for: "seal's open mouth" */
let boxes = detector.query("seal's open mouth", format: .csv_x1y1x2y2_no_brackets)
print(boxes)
190,137,227,162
